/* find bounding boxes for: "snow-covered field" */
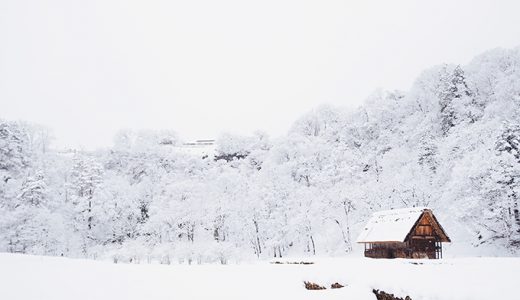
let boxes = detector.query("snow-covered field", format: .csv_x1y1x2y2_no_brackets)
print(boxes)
1,253,517,300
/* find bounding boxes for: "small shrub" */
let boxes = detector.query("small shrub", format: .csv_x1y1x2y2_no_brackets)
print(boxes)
304,281,326,290
373,289,412,300
331,282,344,289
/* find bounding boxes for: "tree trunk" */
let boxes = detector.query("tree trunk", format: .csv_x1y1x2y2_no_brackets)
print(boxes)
253,219,262,257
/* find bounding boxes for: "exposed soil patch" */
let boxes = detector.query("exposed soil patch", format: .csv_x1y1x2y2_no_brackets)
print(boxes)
303,281,326,290
330,282,345,289
373,289,412,300
271,261,314,265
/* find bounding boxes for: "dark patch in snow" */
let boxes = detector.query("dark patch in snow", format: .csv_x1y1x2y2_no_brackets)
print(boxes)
330,282,345,289
373,289,412,300
304,281,326,290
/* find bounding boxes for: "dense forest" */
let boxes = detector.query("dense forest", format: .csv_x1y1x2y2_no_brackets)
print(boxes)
1,46,520,263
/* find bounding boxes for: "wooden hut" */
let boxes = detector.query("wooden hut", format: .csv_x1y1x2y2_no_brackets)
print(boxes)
356,207,450,259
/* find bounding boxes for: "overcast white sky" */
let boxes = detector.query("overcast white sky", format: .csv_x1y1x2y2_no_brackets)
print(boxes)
1,0,520,149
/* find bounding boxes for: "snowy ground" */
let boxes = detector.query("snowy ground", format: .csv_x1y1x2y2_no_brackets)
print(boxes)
0,253,517,300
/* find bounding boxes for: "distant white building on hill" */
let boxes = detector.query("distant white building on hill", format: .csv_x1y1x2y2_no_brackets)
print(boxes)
174,139,216,158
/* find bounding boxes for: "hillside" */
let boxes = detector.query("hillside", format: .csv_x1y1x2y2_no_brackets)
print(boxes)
1,46,520,261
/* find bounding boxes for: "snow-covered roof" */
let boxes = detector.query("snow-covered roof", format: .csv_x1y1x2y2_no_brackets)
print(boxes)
356,207,429,243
